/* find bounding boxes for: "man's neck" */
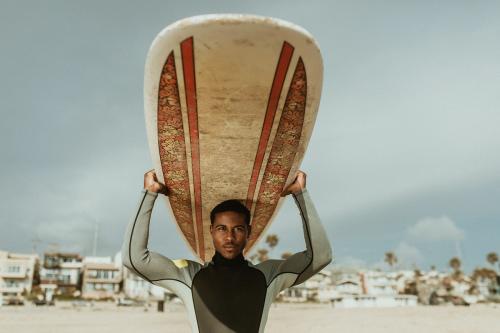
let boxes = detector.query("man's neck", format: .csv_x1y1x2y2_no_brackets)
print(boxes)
212,251,246,267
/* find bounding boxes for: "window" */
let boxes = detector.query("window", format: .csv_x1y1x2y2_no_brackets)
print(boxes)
59,275,71,284
97,270,111,279
6,280,19,287
8,266,20,273
45,257,59,267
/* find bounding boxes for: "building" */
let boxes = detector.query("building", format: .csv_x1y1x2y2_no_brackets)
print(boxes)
40,252,83,300
280,269,333,302
330,293,418,308
122,266,168,301
361,270,399,295
472,268,498,300
116,252,167,301
331,267,363,296
122,266,150,299
81,256,122,300
329,268,417,308
0,251,39,305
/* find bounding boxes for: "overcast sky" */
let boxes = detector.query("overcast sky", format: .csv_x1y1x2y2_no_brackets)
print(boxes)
1,0,499,273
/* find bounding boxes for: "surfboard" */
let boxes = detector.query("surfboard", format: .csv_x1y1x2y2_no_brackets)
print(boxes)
144,14,323,262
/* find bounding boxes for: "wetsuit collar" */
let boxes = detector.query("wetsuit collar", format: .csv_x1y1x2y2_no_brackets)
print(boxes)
212,251,246,267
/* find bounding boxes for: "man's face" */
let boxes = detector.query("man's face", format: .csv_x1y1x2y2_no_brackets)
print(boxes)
210,211,250,260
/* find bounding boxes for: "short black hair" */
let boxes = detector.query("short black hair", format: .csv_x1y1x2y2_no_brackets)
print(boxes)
210,199,251,225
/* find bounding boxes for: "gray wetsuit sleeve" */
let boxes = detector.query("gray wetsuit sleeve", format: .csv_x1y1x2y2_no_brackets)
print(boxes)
121,190,201,288
256,188,333,289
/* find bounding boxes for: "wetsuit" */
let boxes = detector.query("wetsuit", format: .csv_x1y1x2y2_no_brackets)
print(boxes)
122,189,332,333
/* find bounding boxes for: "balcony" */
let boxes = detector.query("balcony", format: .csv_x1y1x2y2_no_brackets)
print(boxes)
0,264,27,278
0,284,24,293
0,271,27,279
60,262,83,269
40,276,76,286
84,265,121,284
85,276,122,283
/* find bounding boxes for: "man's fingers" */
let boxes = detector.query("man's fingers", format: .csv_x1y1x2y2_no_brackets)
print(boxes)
161,184,170,196
296,170,306,178
145,169,158,180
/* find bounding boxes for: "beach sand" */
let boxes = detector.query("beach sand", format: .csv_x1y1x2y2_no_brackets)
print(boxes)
1,302,499,333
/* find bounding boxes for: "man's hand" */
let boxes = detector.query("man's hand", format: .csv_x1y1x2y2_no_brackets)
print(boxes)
144,169,169,195
281,170,307,197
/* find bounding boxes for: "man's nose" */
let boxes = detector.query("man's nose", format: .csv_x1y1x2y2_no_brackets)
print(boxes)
225,230,235,241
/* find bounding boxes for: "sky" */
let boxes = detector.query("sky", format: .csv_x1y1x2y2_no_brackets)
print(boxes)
1,0,499,273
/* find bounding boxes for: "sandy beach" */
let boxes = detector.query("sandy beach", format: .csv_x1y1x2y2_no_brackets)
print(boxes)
1,302,499,333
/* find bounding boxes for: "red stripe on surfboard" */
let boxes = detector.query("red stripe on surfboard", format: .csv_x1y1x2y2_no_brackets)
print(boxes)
245,42,294,209
157,51,197,251
246,57,307,250
181,37,205,260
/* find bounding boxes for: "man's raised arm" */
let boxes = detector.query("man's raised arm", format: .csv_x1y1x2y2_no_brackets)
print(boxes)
256,171,333,289
286,187,332,285
121,170,201,287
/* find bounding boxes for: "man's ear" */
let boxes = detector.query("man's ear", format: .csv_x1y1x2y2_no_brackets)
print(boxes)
210,224,213,233
246,225,251,238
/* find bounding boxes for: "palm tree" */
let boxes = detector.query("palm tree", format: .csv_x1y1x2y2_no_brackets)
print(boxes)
384,252,398,270
249,253,258,263
486,252,498,271
265,234,279,253
257,249,269,263
449,257,462,278
249,234,280,263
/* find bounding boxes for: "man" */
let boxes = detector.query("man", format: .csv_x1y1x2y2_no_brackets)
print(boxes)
122,169,332,333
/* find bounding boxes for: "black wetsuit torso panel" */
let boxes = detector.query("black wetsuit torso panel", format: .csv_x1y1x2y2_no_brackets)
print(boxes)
192,252,267,333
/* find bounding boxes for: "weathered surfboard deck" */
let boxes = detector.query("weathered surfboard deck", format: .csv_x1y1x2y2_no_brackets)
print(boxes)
144,14,323,262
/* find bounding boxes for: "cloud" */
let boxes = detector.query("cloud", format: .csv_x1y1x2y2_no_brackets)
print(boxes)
395,241,423,268
407,216,465,242
369,242,423,270
334,256,367,269
34,214,96,254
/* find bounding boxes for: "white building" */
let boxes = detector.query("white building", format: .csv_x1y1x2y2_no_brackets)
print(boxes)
331,268,363,295
473,269,498,299
329,268,417,308
330,294,418,308
114,252,167,301
40,252,83,300
122,266,167,301
280,269,332,302
361,270,398,296
0,251,39,305
81,255,122,300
